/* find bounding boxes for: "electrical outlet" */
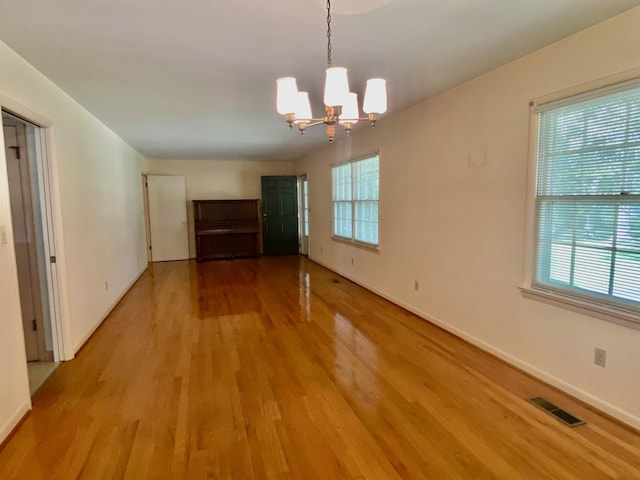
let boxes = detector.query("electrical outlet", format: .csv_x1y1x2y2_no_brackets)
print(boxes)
594,348,607,368
351,257,354,265
105,281,109,291
414,280,419,291
320,246,323,253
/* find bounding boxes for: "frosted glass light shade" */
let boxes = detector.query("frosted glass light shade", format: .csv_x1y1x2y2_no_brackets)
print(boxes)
363,78,387,114
277,77,298,114
324,67,350,107
339,93,359,125
294,92,312,123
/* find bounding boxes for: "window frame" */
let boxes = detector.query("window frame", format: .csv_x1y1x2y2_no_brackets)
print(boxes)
303,177,309,237
521,76,640,330
331,152,380,250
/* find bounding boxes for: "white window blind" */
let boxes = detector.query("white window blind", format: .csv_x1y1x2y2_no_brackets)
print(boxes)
534,84,640,316
353,156,379,245
333,163,352,239
332,154,379,246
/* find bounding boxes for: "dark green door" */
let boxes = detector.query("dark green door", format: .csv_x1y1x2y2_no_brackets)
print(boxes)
262,176,299,255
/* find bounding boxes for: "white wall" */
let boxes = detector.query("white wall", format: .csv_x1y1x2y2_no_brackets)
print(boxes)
0,42,148,442
296,8,640,428
146,159,294,257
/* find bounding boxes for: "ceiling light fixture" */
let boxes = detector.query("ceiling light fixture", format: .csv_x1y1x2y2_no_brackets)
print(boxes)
276,0,387,143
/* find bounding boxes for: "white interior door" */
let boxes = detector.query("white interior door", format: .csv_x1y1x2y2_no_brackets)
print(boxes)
4,124,41,361
147,175,189,262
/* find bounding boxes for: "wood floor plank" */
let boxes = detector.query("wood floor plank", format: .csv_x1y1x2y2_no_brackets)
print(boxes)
1,256,639,479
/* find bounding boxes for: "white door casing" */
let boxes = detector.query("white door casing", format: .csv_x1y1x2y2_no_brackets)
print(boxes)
147,175,189,262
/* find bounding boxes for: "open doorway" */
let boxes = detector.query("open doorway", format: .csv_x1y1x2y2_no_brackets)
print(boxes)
298,175,309,256
2,111,60,394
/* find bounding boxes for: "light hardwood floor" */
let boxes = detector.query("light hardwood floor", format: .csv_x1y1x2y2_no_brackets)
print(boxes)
1,257,639,479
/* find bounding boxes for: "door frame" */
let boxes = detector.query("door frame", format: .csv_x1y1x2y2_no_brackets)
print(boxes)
4,118,50,361
141,175,152,263
1,97,73,362
298,175,309,256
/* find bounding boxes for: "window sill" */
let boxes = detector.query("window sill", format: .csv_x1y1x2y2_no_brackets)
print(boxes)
519,285,640,331
331,236,380,253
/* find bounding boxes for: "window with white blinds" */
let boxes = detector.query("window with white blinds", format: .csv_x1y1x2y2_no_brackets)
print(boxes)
332,154,379,246
533,82,640,316
333,163,353,239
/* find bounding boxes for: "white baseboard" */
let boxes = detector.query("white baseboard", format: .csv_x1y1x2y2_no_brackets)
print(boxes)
73,265,148,354
0,401,30,445
310,256,640,431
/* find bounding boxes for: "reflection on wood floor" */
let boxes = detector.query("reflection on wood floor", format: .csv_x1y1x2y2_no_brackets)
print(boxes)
1,257,639,479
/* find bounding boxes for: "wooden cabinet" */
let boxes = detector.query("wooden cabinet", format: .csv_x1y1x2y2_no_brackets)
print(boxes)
193,199,260,261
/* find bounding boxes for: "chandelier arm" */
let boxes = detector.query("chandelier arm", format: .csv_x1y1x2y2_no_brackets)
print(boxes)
302,120,327,128
334,116,377,122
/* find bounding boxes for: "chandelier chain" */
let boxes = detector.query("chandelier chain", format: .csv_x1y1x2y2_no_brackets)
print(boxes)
326,0,332,68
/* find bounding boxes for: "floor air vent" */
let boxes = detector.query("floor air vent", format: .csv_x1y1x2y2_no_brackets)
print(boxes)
529,397,585,427
330,278,340,283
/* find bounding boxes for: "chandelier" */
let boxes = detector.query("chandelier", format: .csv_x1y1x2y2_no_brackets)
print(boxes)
276,0,387,142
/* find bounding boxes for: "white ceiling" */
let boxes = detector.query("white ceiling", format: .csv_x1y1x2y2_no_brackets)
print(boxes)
1,0,639,161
